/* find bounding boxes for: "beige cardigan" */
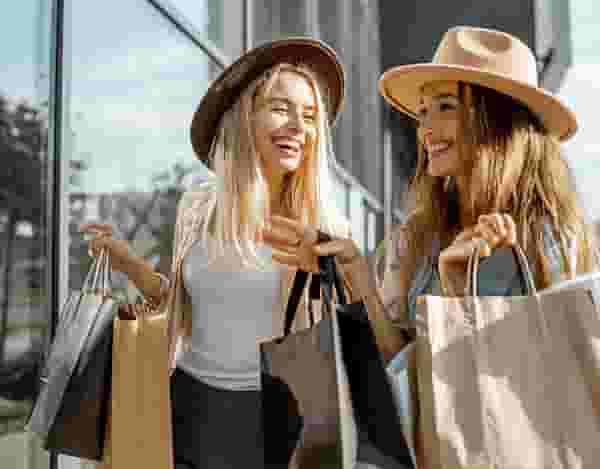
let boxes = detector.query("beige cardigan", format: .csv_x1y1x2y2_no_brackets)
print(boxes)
161,181,354,366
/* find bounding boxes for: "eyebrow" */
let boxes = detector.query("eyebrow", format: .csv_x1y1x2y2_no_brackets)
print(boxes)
267,97,316,112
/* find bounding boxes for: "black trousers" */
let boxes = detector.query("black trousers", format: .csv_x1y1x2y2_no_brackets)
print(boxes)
171,368,410,469
170,368,264,468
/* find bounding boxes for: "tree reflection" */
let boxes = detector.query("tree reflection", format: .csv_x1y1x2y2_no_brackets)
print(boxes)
0,94,49,435
69,160,193,293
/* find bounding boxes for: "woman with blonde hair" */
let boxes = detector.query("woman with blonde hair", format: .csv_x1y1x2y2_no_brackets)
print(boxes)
264,26,597,363
81,37,349,468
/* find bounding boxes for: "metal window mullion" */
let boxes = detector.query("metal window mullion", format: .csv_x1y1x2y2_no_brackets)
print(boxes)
47,0,65,466
330,158,383,213
243,0,253,51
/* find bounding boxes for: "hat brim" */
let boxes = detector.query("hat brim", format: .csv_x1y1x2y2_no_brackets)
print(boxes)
379,63,577,141
191,37,345,163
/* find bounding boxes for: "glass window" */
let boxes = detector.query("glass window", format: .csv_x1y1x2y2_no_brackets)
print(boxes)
349,189,365,253
561,0,600,228
365,208,377,254
65,0,222,304
0,1,52,468
332,174,349,219
167,0,243,58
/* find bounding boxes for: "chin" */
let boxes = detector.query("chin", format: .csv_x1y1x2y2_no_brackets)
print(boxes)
277,160,302,174
427,161,459,178
428,166,449,178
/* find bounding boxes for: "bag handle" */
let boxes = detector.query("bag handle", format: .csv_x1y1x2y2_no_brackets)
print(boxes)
316,231,347,309
81,248,105,292
82,248,112,293
466,242,537,297
283,270,321,336
282,231,347,336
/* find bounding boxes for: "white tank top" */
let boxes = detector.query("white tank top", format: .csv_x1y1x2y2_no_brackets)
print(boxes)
178,238,282,391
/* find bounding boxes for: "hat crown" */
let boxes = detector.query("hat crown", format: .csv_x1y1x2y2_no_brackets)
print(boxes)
433,26,538,87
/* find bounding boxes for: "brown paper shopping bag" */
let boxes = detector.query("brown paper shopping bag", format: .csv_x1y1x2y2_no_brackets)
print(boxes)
103,302,174,469
413,244,600,469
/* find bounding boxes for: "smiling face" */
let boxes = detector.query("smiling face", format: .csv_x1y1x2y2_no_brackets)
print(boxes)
416,81,467,178
253,70,318,184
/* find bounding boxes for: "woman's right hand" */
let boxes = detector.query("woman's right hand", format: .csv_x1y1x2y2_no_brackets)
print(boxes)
79,223,135,274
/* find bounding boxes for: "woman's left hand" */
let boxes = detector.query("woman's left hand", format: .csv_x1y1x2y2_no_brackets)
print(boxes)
262,215,361,272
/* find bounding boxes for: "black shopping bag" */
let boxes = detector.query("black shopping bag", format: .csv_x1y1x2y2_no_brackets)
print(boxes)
318,253,415,468
27,249,118,461
261,270,358,468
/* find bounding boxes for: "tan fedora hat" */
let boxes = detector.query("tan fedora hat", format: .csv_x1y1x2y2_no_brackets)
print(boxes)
190,37,345,163
379,26,577,140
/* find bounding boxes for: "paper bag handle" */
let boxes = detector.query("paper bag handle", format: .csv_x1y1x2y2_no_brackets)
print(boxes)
466,242,537,297
82,248,112,294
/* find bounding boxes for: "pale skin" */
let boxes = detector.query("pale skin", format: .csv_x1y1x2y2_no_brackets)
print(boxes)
263,81,519,358
80,70,319,302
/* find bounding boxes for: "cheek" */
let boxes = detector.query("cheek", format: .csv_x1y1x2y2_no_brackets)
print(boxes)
439,116,459,139
254,116,276,148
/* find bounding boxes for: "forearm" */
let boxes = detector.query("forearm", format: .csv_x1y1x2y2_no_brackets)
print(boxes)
122,255,164,305
340,256,407,363
438,267,466,296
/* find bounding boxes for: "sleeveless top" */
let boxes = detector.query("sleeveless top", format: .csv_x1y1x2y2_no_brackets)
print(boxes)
178,238,283,391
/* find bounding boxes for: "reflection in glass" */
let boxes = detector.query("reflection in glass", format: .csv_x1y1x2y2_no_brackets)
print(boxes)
169,0,224,48
333,176,349,218
0,1,52,468
349,189,365,254
67,0,221,297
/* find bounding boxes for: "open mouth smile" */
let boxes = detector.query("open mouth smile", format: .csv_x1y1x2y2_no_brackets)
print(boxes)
427,141,452,159
273,137,302,157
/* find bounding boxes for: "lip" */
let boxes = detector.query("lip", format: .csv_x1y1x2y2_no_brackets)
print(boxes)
427,140,453,159
272,136,303,157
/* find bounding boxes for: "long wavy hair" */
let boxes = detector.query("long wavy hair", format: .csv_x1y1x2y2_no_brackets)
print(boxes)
201,63,346,268
403,82,596,288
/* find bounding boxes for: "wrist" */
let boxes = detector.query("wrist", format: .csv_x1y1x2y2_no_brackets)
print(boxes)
338,255,371,301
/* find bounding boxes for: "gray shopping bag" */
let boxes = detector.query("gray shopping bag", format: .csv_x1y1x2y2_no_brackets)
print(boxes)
261,270,358,469
27,249,118,461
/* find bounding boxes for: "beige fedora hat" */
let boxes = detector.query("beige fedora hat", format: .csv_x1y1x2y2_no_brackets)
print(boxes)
190,37,345,163
379,26,577,140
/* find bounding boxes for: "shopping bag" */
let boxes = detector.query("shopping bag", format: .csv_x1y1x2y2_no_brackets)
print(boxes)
414,243,600,468
318,254,415,468
103,300,174,469
27,249,117,461
261,269,358,469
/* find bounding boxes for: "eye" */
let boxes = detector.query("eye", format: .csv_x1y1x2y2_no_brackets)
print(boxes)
303,114,316,123
271,106,288,114
439,101,457,112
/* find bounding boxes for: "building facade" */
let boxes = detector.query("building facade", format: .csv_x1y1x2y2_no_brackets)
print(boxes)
0,1,570,468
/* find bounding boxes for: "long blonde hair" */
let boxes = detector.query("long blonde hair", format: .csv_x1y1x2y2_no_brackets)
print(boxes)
404,82,596,288
201,63,345,267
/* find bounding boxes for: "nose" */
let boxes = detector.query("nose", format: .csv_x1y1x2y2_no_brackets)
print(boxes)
419,123,433,145
288,111,306,134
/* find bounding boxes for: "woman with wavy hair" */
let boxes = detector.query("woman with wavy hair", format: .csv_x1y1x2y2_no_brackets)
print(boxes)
81,38,349,468
264,26,597,362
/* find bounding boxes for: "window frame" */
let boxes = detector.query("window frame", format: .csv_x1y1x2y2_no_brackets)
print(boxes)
53,1,231,468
